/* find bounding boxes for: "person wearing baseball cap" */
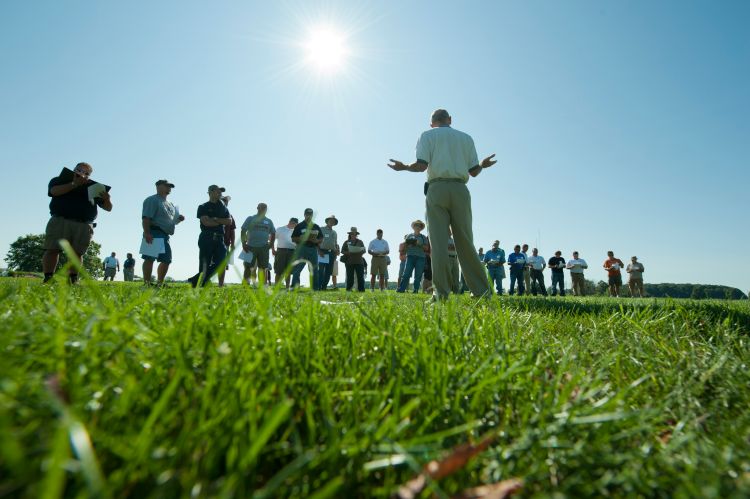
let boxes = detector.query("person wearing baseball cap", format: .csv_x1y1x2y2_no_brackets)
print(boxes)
240,202,276,286
290,208,323,289
141,179,184,285
388,109,496,301
483,240,506,295
188,185,233,287
318,214,339,290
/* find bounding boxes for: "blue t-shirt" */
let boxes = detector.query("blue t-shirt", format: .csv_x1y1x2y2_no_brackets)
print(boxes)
508,252,527,272
241,215,276,247
483,248,506,266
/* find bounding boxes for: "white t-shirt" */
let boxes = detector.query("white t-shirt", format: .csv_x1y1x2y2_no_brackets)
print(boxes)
275,226,296,250
527,255,545,270
103,256,119,268
415,126,479,183
368,238,389,255
567,258,588,273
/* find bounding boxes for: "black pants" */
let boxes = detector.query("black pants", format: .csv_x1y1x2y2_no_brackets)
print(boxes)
345,264,365,292
530,269,548,296
191,231,227,286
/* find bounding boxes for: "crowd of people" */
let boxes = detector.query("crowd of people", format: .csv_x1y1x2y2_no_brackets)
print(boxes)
41,109,645,299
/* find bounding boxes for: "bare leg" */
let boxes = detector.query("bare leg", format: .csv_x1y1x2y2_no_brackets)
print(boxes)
142,260,154,283
157,263,169,284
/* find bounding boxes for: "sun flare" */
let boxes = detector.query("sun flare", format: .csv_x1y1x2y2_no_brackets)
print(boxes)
304,28,349,71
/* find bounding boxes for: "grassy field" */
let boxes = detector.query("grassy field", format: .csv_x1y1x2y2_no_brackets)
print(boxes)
1,278,749,498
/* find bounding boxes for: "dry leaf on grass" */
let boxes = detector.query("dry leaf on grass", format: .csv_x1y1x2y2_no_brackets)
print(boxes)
453,478,524,499
396,434,496,499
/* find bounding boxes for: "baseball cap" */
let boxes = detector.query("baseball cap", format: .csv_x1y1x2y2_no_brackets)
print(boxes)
155,179,175,188
208,185,226,192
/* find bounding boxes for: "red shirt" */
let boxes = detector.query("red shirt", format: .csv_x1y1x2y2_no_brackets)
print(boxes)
604,258,624,277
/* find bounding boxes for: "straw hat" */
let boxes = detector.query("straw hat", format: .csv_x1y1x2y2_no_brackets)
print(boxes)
411,219,426,229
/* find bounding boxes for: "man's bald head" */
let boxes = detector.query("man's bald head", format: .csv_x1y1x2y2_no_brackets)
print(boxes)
431,109,451,125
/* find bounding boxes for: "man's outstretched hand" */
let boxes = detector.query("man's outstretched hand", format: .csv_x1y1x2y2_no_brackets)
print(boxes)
481,154,497,169
387,159,407,171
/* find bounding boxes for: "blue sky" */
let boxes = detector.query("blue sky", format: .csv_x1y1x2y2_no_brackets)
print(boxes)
1,1,748,291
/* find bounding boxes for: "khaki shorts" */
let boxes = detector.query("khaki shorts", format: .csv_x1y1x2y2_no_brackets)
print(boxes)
104,267,116,278
370,255,388,276
44,216,93,255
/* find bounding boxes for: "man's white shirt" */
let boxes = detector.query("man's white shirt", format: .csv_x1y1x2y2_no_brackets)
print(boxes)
103,256,119,268
415,126,479,183
368,238,389,255
276,226,296,249
527,255,545,270
567,258,588,273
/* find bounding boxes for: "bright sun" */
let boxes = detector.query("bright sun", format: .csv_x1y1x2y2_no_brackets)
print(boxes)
304,28,349,71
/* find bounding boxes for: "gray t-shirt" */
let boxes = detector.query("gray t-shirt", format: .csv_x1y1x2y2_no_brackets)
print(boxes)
404,233,429,257
142,194,178,235
627,262,644,279
241,215,276,248
319,226,338,251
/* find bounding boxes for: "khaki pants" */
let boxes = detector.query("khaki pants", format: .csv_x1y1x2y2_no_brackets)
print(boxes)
629,278,644,297
425,181,489,298
571,272,586,296
523,267,531,295
448,255,460,294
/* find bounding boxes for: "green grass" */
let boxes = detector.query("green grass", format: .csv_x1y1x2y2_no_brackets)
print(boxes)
1,279,749,498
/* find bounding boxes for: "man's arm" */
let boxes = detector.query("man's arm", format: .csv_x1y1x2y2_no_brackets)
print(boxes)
142,217,154,244
387,159,429,173
199,216,232,227
469,154,498,177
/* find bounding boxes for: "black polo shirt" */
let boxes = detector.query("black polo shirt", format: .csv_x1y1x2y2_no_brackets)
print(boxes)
548,256,566,274
291,221,322,247
48,176,103,222
197,201,230,234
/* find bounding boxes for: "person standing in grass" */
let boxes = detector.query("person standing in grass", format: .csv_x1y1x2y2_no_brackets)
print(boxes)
626,256,645,298
397,241,407,290
189,185,233,287
42,162,113,283
240,203,276,286
142,179,184,286
521,243,531,296
291,208,323,289
483,240,506,295
318,215,339,291
273,217,298,289
342,227,366,292
368,229,390,291
547,250,566,296
527,248,548,296
102,252,119,281
218,195,236,287
396,220,430,293
388,109,496,301
123,253,136,282
566,251,588,296
508,245,527,296
603,251,625,297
